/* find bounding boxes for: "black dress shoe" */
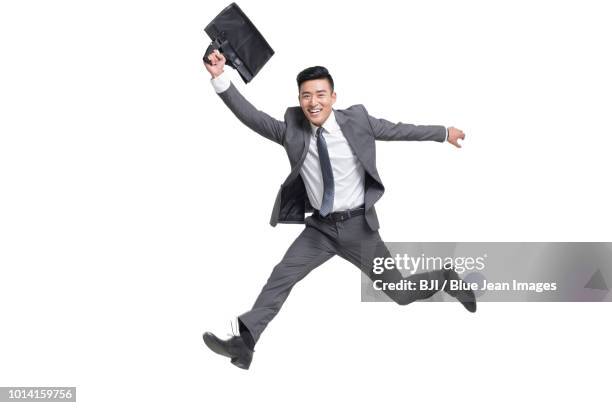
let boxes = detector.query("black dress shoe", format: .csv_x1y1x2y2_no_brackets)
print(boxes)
443,268,477,313
202,332,253,369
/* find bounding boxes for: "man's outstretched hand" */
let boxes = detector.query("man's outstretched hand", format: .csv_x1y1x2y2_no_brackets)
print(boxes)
204,49,226,78
447,127,466,148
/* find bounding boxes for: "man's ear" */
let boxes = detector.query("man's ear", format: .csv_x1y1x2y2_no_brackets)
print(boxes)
331,91,337,105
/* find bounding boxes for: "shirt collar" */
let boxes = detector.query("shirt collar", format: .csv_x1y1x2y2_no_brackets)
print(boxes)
309,110,341,135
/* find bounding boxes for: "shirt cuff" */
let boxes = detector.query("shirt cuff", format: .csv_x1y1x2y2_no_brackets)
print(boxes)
211,71,231,93
445,127,449,142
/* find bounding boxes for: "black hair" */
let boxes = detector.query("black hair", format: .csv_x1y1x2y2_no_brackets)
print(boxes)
296,66,334,92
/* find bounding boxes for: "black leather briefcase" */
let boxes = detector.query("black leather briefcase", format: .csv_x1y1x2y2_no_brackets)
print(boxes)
204,2,275,83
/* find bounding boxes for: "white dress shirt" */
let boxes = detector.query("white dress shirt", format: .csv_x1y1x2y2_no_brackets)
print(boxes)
301,114,365,211
211,72,447,212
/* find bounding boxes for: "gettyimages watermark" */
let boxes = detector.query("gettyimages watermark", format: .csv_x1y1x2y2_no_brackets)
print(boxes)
360,243,612,302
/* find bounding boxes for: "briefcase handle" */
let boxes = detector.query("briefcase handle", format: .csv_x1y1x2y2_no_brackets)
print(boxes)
203,36,253,83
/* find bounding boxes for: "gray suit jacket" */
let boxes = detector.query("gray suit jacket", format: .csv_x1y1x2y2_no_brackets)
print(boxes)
217,83,446,231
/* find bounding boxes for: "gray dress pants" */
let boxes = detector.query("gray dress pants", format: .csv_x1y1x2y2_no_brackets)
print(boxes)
238,213,446,346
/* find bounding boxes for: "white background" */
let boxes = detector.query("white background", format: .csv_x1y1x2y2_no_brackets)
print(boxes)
1,0,611,406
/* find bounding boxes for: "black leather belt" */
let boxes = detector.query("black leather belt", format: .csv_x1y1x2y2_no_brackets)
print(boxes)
313,207,365,222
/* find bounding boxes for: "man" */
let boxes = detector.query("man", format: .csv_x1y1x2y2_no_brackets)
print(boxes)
202,50,475,369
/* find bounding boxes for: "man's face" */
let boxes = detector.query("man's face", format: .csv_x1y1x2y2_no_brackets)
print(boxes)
298,78,336,127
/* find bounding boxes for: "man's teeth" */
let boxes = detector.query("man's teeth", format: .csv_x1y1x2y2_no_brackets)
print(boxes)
310,109,321,113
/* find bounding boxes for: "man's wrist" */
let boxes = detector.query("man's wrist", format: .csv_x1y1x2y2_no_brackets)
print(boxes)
211,71,230,93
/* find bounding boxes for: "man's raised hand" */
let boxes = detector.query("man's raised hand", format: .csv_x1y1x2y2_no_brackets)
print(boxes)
204,49,226,78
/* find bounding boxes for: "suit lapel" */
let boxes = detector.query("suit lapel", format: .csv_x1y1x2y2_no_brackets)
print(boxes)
298,114,311,162
282,113,311,185
334,109,373,176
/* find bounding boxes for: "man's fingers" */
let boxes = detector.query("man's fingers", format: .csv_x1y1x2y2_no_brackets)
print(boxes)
214,49,226,62
207,53,221,65
206,52,225,66
450,134,463,148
